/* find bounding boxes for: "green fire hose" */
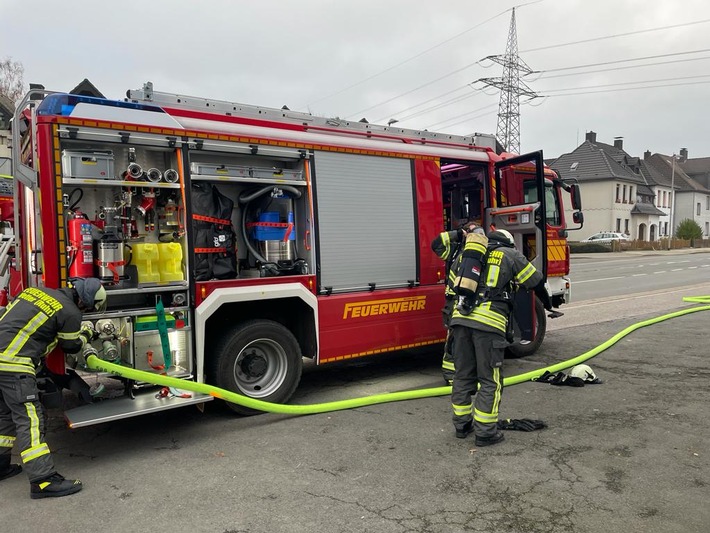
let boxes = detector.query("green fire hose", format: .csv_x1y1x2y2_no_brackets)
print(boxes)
85,295,710,415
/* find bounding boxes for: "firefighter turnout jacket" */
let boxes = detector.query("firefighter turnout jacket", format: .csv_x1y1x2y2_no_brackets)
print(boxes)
450,242,543,336
0,287,84,376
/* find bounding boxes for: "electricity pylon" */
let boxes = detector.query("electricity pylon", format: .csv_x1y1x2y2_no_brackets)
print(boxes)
475,8,538,153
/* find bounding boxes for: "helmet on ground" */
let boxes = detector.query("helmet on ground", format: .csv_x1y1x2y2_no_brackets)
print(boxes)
73,278,108,312
488,229,515,246
569,364,602,384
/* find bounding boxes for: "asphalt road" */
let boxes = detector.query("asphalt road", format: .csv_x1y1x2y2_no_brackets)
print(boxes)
570,249,710,302
3,253,710,532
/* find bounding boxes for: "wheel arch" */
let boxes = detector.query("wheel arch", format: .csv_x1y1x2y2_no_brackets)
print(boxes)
194,283,318,382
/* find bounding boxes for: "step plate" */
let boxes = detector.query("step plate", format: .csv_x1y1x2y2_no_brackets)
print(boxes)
64,391,213,428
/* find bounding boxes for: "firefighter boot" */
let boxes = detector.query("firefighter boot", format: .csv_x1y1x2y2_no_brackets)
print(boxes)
455,422,473,439
0,455,22,481
475,431,505,447
30,473,83,499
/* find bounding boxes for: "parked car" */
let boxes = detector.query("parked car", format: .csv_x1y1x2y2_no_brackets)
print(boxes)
581,232,631,247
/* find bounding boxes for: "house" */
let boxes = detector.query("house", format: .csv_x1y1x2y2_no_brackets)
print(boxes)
550,131,667,241
646,152,710,238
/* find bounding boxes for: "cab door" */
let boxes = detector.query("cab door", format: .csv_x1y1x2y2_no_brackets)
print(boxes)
485,151,546,354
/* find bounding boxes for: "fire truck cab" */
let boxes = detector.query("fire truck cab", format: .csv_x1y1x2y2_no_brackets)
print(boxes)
10,82,582,427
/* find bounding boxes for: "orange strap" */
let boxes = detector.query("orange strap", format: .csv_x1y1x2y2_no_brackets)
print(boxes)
194,247,228,254
192,214,231,226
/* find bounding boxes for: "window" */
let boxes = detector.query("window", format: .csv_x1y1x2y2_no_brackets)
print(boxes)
616,184,620,203
624,219,629,234
664,222,668,236
629,186,634,204
706,222,709,236
706,196,709,210
522,181,561,226
622,185,627,203
616,218,621,232
697,202,701,216
669,192,672,208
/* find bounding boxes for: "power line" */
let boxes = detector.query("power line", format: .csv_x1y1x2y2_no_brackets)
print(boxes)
422,102,500,130
301,7,513,108
373,84,471,123
520,18,710,54
345,61,481,120
529,48,710,75
395,88,480,122
539,73,710,94
533,55,710,80
539,79,710,98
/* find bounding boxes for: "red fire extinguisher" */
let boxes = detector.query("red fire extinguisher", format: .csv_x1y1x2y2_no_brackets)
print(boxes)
67,211,95,278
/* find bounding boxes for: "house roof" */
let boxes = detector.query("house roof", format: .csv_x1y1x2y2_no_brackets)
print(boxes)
645,154,710,193
550,140,644,184
69,79,105,99
630,203,666,216
680,156,710,176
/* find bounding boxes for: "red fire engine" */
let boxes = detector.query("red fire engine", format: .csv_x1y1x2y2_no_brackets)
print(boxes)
9,82,583,427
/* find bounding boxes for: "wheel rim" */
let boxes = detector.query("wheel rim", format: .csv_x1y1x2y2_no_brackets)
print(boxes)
233,337,288,398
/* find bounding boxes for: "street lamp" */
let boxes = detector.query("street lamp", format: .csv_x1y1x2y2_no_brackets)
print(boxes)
668,154,677,250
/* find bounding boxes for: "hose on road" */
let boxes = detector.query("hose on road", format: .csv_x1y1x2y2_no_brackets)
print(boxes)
86,295,710,415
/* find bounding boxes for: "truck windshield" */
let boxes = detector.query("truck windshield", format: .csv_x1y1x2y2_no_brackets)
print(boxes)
524,181,561,226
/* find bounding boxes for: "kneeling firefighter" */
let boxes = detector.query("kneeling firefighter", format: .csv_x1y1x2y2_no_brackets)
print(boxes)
449,229,551,446
0,278,106,499
430,221,485,384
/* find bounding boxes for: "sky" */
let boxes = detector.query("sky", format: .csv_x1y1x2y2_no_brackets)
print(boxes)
2,0,709,160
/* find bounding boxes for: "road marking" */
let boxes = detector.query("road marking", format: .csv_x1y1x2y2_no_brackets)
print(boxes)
671,268,683,272
654,271,667,274
574,276,624,284
632,273,647,277
689,266,698,269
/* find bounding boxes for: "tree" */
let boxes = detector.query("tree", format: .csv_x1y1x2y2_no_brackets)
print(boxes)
676,218,703,245
0,57,25,103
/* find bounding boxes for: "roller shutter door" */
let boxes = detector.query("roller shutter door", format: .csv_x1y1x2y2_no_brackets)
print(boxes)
314,152,416,292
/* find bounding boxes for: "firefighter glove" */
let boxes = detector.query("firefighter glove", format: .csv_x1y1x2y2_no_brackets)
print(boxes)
79,324,97,346
497,418,547,431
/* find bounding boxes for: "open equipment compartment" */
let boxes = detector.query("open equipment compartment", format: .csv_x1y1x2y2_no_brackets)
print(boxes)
187,143,313,280
60,134,194,383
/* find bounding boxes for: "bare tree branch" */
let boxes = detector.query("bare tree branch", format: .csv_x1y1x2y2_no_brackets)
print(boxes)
0,57,26,103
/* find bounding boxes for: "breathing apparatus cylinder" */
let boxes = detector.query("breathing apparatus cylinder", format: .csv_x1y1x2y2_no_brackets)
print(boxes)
67,211,94,278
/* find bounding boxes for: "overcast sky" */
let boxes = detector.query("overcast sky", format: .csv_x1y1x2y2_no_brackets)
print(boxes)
2,0,708,160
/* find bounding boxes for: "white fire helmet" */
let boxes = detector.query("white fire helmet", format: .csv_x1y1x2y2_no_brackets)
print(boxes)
569,364,602,384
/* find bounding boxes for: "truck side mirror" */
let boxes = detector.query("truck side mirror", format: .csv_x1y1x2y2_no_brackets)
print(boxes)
570,184,582,211
573,211,584,225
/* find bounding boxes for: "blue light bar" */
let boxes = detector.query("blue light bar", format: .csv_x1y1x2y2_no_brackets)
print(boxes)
37,94,166,116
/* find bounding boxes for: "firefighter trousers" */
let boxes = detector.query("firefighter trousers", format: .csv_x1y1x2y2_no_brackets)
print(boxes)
441,297,456,383
0,373,55,482
451,327,507,439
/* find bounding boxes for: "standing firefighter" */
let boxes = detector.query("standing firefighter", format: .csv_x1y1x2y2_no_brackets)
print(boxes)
449,229,547,446
431,221,484,384
0,278,106,498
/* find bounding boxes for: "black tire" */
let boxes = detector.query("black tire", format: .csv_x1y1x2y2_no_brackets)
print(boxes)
505,297,547,359
210,320,303,415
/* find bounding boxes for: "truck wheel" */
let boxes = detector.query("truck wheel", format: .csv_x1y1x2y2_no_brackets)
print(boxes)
210,320,303,415
505,297,546,359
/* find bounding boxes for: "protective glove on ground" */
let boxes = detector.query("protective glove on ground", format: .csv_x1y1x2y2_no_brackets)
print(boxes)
497,418,547,431
534,370,585,387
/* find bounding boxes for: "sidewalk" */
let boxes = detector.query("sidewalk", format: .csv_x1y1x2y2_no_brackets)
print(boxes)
572,247,710,259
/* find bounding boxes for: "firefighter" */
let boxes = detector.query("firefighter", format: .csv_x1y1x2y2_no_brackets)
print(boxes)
431,220,481,385
449,229,549,446
0,278,107,498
